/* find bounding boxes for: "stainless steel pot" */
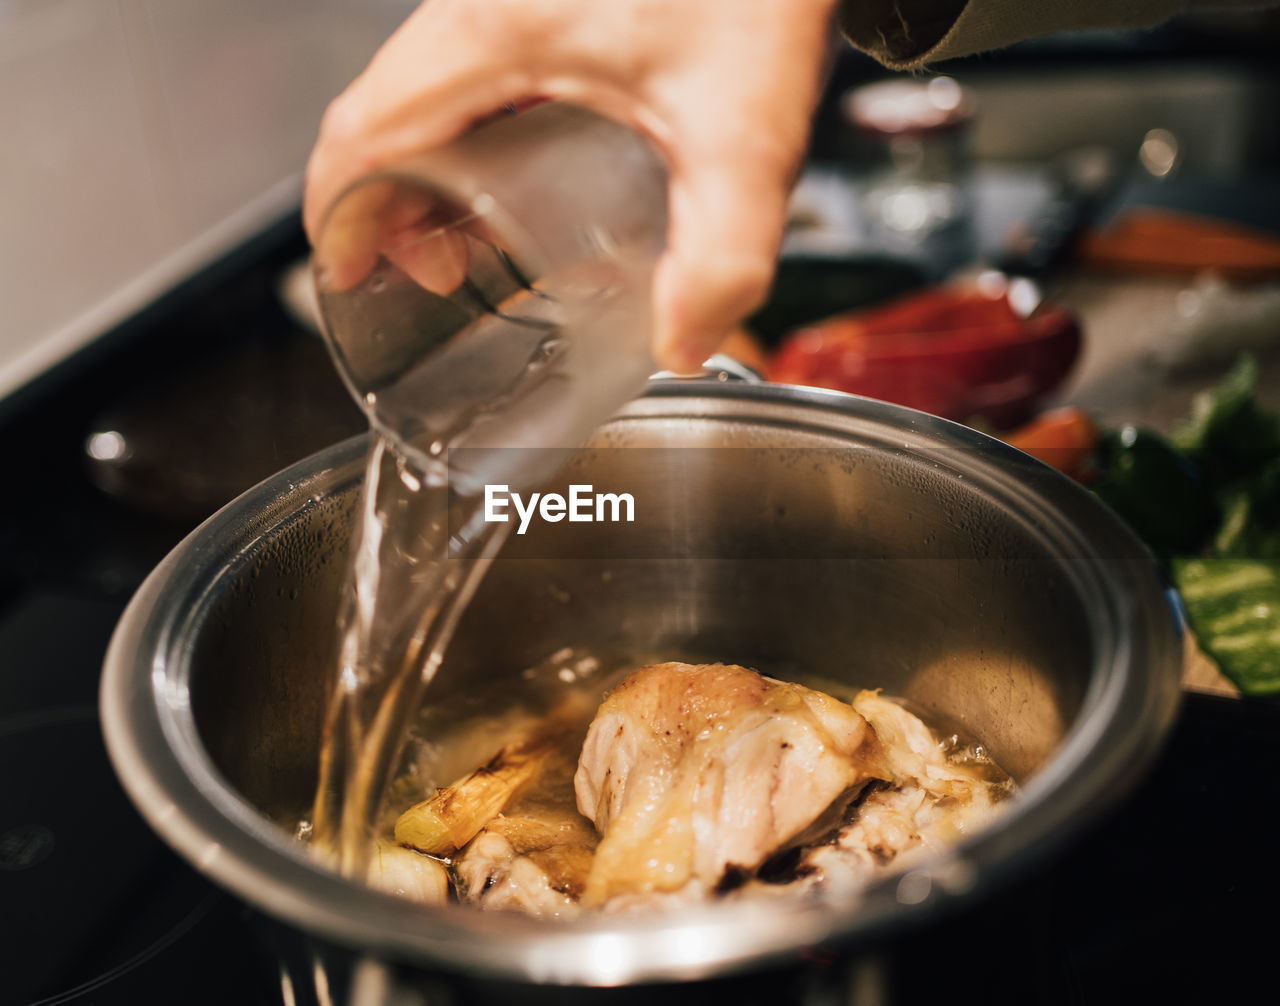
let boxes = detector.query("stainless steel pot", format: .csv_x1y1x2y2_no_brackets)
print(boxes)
101,380,1181,1001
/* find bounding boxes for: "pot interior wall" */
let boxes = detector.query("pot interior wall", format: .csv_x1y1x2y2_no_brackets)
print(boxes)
190,417,1092,826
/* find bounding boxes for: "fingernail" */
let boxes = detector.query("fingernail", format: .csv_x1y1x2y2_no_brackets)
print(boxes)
667,339,709,375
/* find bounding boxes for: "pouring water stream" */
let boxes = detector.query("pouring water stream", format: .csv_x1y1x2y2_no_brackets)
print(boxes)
309,242,657,875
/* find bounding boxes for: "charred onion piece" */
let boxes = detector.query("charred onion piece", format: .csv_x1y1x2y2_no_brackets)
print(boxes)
394,739,552,855
366,839,450,903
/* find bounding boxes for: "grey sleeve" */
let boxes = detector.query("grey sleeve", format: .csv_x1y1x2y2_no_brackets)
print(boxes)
839,0,1259,69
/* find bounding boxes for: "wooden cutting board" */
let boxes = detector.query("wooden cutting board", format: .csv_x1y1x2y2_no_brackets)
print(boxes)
1182,630,1239,697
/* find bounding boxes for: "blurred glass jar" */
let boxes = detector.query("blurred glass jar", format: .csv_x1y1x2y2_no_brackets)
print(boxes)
312,102,667,488
845,76,976,276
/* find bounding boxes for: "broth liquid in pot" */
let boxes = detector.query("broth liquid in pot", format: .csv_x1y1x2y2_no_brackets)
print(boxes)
372,657,1014,916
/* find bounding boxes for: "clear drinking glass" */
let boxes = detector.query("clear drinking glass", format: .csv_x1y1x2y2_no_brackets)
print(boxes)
312,100,668,491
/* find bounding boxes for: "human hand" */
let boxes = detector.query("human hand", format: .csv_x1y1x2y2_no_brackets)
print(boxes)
304,0,838,373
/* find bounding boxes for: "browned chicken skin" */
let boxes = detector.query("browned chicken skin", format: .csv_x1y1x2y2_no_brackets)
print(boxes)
573,662,891,904
447,661,1009,915
455,815,597,918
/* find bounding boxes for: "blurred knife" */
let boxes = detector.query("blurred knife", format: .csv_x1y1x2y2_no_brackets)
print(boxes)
983,146,1121,316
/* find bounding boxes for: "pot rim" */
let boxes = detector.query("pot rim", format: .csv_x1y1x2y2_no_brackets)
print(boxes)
100,381,1182,986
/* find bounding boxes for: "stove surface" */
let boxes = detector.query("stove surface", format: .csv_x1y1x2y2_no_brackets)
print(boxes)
0,596,268,1006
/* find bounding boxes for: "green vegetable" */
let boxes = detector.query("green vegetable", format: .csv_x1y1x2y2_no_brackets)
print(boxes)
1091,426,1214,558
1172,354,1280,487
1211,457,1280,561
1173,558,1280,695
1089,355,1280,692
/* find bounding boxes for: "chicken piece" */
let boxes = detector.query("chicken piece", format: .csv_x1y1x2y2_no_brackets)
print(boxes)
851,690,1006,819
573,662,889,905
838,783,928,861
454,814,597,919
737,778,996,904
733,786,919,902
733,696,1011,902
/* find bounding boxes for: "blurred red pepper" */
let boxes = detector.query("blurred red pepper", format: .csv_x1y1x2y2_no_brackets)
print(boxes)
766,287,1081,428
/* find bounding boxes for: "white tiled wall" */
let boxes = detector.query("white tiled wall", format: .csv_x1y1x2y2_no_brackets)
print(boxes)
0,0,415,398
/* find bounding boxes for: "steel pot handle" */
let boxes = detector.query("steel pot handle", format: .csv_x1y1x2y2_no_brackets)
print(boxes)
650,352,763,384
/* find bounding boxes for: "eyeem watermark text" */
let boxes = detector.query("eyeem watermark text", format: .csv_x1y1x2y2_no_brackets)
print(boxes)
484,484,635,535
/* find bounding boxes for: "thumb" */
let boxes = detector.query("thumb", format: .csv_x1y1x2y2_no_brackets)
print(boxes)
651,143,792,374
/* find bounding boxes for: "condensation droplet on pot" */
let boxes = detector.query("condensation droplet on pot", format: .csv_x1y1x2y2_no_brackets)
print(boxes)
428,440,444,457
558,668,576,683
549,583,571,604
896,870,931,905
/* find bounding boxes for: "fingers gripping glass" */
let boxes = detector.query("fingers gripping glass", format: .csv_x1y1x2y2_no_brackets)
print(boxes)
312,103,669,487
